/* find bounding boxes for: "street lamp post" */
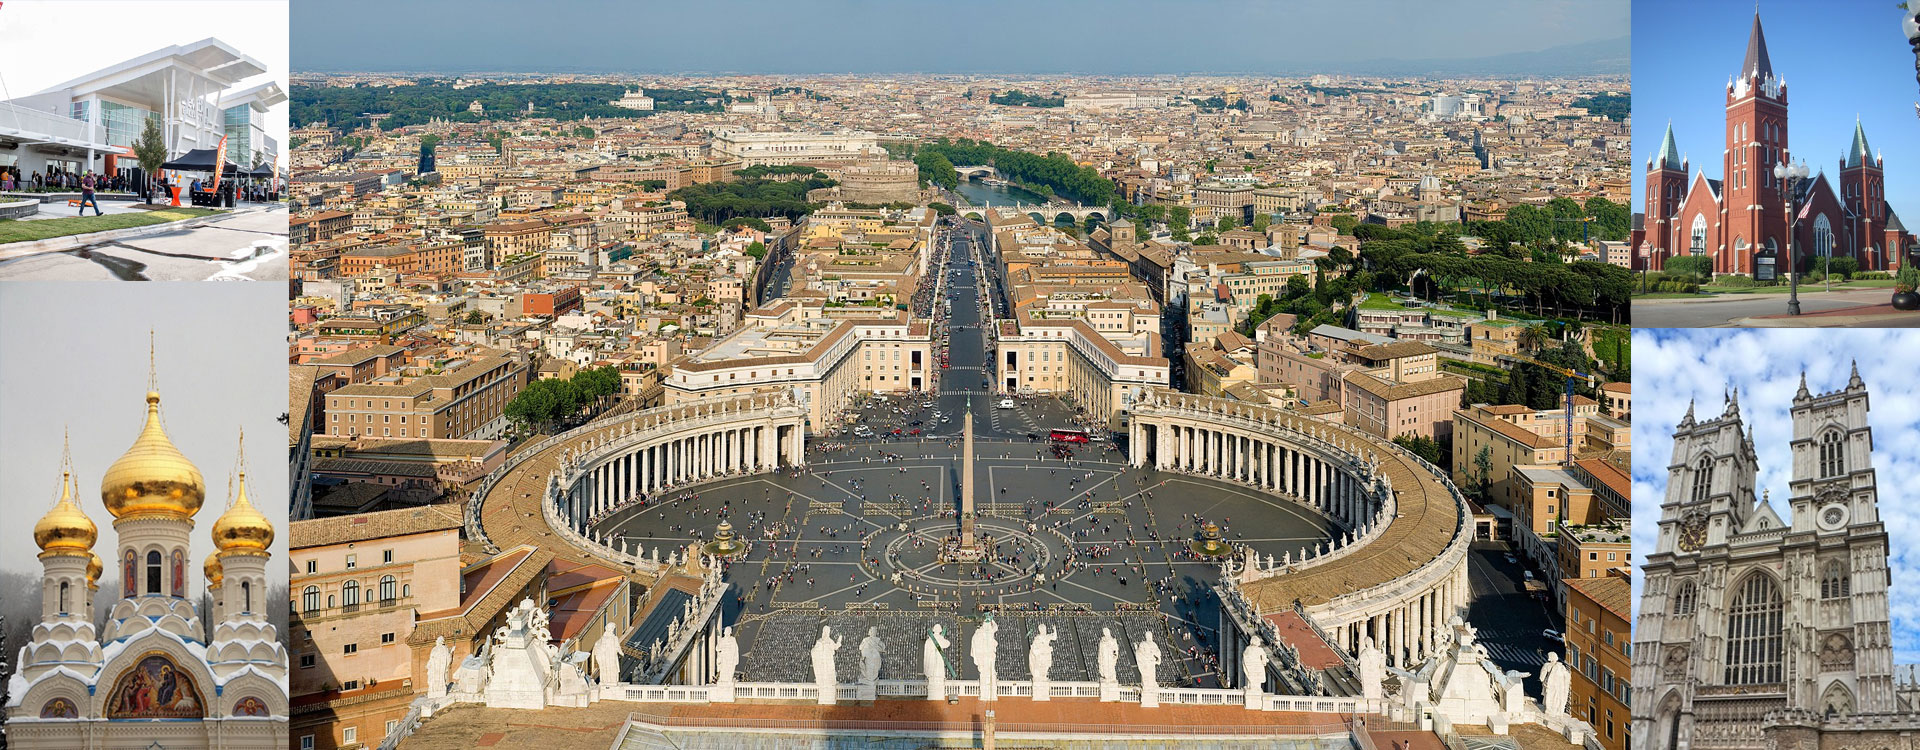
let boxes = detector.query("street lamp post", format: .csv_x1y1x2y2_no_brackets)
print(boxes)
1775,157,1811,315
1906,7,1920,118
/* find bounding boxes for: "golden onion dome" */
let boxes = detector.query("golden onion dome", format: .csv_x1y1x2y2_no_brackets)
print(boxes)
101,391,204,520
87,552,103,586
211,473,273,553
203,552,224,588
33,471,97,555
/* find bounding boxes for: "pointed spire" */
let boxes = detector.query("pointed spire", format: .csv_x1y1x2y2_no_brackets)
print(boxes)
1656,121,1685,172
1681,398,1696,426
1796,371,1810,400
1847,118,1874,170
1741,12,1774,82
1849,360,1864,388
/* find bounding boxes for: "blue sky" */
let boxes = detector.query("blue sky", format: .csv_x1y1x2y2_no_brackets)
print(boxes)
1632,0,1920,225
291,0,1625,75
1631,329,1920,662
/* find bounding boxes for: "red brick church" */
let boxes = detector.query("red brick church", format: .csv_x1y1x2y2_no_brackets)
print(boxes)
1636,13,1914,275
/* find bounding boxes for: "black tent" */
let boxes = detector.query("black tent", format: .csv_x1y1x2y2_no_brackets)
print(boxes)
159,148,241,176
246,163,275,178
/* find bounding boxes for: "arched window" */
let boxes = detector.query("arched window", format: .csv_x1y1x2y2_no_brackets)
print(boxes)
1691,215,1708,256
1813,214,1833,257
1821,560,1850,599
1691,456,1715,503
58,581,69,614
328,595,336,608
1672,580,1697,616
145,550,162,595
302,585,320,612
342,579,360,606
1820,431,1846,477
242,581,252,613
379,575,397,602
1725,574,1785,685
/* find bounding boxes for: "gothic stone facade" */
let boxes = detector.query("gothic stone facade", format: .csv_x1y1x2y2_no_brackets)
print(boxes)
1632,369,1896,750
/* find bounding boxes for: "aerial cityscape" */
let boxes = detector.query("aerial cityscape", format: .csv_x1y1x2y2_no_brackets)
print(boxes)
278,1,1631,747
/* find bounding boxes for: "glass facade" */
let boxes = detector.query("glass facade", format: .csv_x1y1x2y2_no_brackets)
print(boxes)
224,105,262,165
100,101,156,148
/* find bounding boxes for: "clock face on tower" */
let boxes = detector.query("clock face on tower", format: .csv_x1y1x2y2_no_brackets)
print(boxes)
1821,504,1848,530
1678,512,1708,552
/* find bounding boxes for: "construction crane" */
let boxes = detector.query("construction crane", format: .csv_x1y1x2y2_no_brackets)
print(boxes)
1504,353,1598,467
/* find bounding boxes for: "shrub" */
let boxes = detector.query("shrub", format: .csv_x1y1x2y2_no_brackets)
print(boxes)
1896,263,1920,293
1857,271,1893,280
1716,275,1756,288
1664,255,1713,282
1824,256,1860,280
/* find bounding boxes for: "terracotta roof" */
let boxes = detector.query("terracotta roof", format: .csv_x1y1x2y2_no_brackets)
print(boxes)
290,504,464,549
1341,371,1465,401
1564,573,1629,621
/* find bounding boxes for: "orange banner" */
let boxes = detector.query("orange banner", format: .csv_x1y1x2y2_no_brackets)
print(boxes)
210,134,228,195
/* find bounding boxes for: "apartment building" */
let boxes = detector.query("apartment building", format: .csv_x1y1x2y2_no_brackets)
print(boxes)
322,354,529,440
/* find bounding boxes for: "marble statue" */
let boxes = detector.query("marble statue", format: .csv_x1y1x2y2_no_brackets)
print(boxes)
1358,636,1387,701
811,625,842,704
426,636,453,699
1241,635,1269,691
715,626,740,686
1135,632,1163,707
1028,624,1056,683
592,621,621,686
859,627,886,685
971,613,1001,700
1096,627,1120,686
924,623,951,700
1541,652,1570,717
454,642,489,694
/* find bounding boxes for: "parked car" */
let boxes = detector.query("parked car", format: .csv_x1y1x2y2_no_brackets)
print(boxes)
998,398,1016,409
1543,629,1564,644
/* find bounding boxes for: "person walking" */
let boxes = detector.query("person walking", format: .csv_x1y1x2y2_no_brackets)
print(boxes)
77,172,103,216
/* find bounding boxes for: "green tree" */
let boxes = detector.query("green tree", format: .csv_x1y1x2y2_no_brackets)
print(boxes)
743,241,767,259
1251,214,1271,234
571,125,595,139
464,310,487,324
723,216,773,232
1168,206,1192,242
131,115,168,204
1393,435,1442,466
1330,215,1358,235
1217,215,1238,232
929,202,956,216
1472,445,1494,502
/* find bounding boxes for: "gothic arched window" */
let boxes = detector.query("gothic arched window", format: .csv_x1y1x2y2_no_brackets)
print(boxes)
145,550,161,595
1725,573,1785,685
1672,581,1697,616
1813,214,1833,257
1821,560,1851,599
1691,457,1715,504
1820,430,1846,478
302,585,320,613
1691,215,1708,256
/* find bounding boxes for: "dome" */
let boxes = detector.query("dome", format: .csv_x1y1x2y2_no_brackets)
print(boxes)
87,552,103,586
33,471,97,556
203,552,223,588
211,473,273,553
101,391,205,520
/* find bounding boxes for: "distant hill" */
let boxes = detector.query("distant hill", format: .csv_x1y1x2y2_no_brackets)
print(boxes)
1335,37,1630,77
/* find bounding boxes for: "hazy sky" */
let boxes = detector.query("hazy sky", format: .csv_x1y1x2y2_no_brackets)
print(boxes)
1632,0,1919,229
1632,329,1920,662
292,0,1627,74
0,284,289,579
0,0,288,165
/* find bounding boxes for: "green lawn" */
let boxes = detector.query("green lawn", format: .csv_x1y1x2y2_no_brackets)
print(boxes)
1359,292,1407,310
1699,280,1898,295
0,207,221,245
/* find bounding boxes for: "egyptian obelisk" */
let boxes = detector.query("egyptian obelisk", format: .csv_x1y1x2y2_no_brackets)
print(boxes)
961,399,976,548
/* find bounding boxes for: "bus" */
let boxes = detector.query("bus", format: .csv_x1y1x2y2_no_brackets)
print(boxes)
1048,429,1090,444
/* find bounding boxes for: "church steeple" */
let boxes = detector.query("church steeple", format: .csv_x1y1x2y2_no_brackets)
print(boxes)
1846,118,1876,169
1655,122,1685,172
1742,13,1774,82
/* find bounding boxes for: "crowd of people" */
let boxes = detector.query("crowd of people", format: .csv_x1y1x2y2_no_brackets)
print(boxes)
1,166,135,192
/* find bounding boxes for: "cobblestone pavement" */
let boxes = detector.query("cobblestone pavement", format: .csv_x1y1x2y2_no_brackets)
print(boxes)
599,440,1339,689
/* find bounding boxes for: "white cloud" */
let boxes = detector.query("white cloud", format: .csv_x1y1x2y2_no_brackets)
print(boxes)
1633,329,1920,663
